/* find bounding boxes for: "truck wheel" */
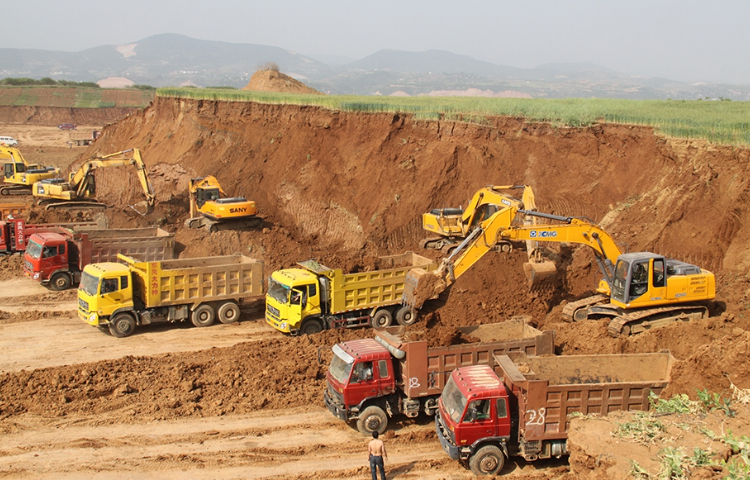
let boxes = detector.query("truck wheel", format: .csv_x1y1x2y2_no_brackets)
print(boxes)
371,309,393,328
217,302,240,324
300,318,323,335
395,306,418,326
191,304,215,327
356,405,388,436
109,313,136,338
50,273,71,291
469,445,505,476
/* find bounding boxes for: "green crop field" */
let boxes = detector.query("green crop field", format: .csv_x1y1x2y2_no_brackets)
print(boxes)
0,86,155,108
158,88,750,147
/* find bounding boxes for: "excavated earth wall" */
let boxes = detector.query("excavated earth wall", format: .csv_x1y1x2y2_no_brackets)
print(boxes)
4,96,750,477
0,106,140,126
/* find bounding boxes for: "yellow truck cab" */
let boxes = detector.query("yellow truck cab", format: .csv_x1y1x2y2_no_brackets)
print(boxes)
78,262,134,329
266,267,321,334
266,253,436,336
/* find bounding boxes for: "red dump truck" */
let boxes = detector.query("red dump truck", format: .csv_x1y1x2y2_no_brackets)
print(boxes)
435,351,674,476
0,216,107,255
324,319,555,435
23,227,175,290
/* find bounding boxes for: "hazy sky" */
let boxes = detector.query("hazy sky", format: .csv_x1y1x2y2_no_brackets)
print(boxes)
6,0,750,84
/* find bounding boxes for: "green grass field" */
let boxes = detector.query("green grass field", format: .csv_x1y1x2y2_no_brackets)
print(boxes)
0,86,154,108
158,88,750,147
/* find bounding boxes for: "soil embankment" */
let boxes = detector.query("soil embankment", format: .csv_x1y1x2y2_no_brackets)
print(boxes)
0,106,140,126
3,95,750,478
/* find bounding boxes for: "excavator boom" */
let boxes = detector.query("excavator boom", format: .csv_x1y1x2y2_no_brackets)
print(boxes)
32,148,155,211
421,185,536,253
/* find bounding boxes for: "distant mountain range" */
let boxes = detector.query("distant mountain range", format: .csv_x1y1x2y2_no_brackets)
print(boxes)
1,33,749,100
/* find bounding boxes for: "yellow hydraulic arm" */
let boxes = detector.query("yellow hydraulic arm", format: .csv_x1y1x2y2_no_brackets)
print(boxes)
67,149,155,205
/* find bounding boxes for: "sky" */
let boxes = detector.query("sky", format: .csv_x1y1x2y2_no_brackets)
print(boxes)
5,0,750,85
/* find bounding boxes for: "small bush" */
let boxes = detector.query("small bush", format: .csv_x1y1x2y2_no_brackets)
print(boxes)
257,62,280,72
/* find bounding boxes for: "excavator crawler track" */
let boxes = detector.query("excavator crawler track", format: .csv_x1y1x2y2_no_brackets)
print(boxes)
607,305,709,337
0,185,32,196
561,294,608,321
44,201,107,210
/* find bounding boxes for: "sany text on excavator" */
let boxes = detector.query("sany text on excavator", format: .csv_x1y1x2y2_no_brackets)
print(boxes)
1,145,60,196
184,175,261,232
32,148,155,212
404,203,715,337
420,185,537,254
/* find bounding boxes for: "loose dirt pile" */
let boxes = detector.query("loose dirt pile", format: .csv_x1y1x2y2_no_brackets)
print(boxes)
0,255,24,278
242,69,323,95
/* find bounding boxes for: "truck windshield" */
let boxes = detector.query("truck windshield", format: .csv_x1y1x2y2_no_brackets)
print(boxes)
268,278,290,304
329,353,354,384
26,240,43,259
79,271,99,296
441,377,469,424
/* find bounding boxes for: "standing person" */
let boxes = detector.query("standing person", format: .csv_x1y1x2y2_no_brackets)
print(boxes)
368,431,388,480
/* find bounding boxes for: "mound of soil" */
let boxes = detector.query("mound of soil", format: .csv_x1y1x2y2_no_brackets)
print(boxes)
242,70,323,95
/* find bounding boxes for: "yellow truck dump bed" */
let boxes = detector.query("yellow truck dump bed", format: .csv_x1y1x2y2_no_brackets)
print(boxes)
121,253,264,308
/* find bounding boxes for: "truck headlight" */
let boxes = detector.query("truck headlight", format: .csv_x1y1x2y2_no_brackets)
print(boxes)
88,313,97,322
280,322,287,330
33,273,40,280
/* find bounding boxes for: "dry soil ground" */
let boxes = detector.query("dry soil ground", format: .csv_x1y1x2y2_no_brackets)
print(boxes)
2,90,750,479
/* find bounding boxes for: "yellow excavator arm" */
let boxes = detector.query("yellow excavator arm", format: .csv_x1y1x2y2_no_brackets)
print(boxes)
32,148,155,211
421,185,537,252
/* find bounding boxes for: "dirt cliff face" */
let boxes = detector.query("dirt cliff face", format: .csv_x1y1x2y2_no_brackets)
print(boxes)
69,95,750,353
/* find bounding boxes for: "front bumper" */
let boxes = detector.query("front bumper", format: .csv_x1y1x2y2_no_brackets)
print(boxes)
435,412,460,460
265,310,293,333
324,389,350,422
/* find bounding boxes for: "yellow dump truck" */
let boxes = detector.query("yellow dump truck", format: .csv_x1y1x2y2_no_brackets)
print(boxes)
266,252,436,335
79,253,264,338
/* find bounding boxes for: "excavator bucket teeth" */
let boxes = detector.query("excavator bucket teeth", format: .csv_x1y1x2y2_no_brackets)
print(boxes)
524,261,557,290
403,267,446,310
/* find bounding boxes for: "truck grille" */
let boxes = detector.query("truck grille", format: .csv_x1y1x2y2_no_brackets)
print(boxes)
267,304,280,317
79,298,89,311
328,383,344,404
24,260,33,272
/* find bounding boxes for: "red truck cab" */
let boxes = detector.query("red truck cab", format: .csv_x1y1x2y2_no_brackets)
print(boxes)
436,365,512,475
325,339,396,433
23,232,76,289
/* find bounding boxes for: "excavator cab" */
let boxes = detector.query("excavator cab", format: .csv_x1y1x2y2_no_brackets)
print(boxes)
195,186,221,209
610,254,663,304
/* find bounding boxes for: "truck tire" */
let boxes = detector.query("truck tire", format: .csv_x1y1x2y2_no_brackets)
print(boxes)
356,405,388,436
191,304,215,327
300,318,323,335
109,313,136,338
217,301,240,324
469,445,505,476
50,272,71,291
395,306,418,326
371,309,393,328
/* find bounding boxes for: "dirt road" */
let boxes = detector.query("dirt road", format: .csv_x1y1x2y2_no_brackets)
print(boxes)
0,276,565,479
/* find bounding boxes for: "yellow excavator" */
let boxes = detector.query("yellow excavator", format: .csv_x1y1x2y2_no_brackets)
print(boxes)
184,175,261,232
1,145,60,196
404,205,715,337
420,185,538,254
32,148,155,211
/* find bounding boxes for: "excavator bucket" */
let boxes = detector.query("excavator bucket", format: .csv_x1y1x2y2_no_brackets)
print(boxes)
403,267,447,310
523,260,558,290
